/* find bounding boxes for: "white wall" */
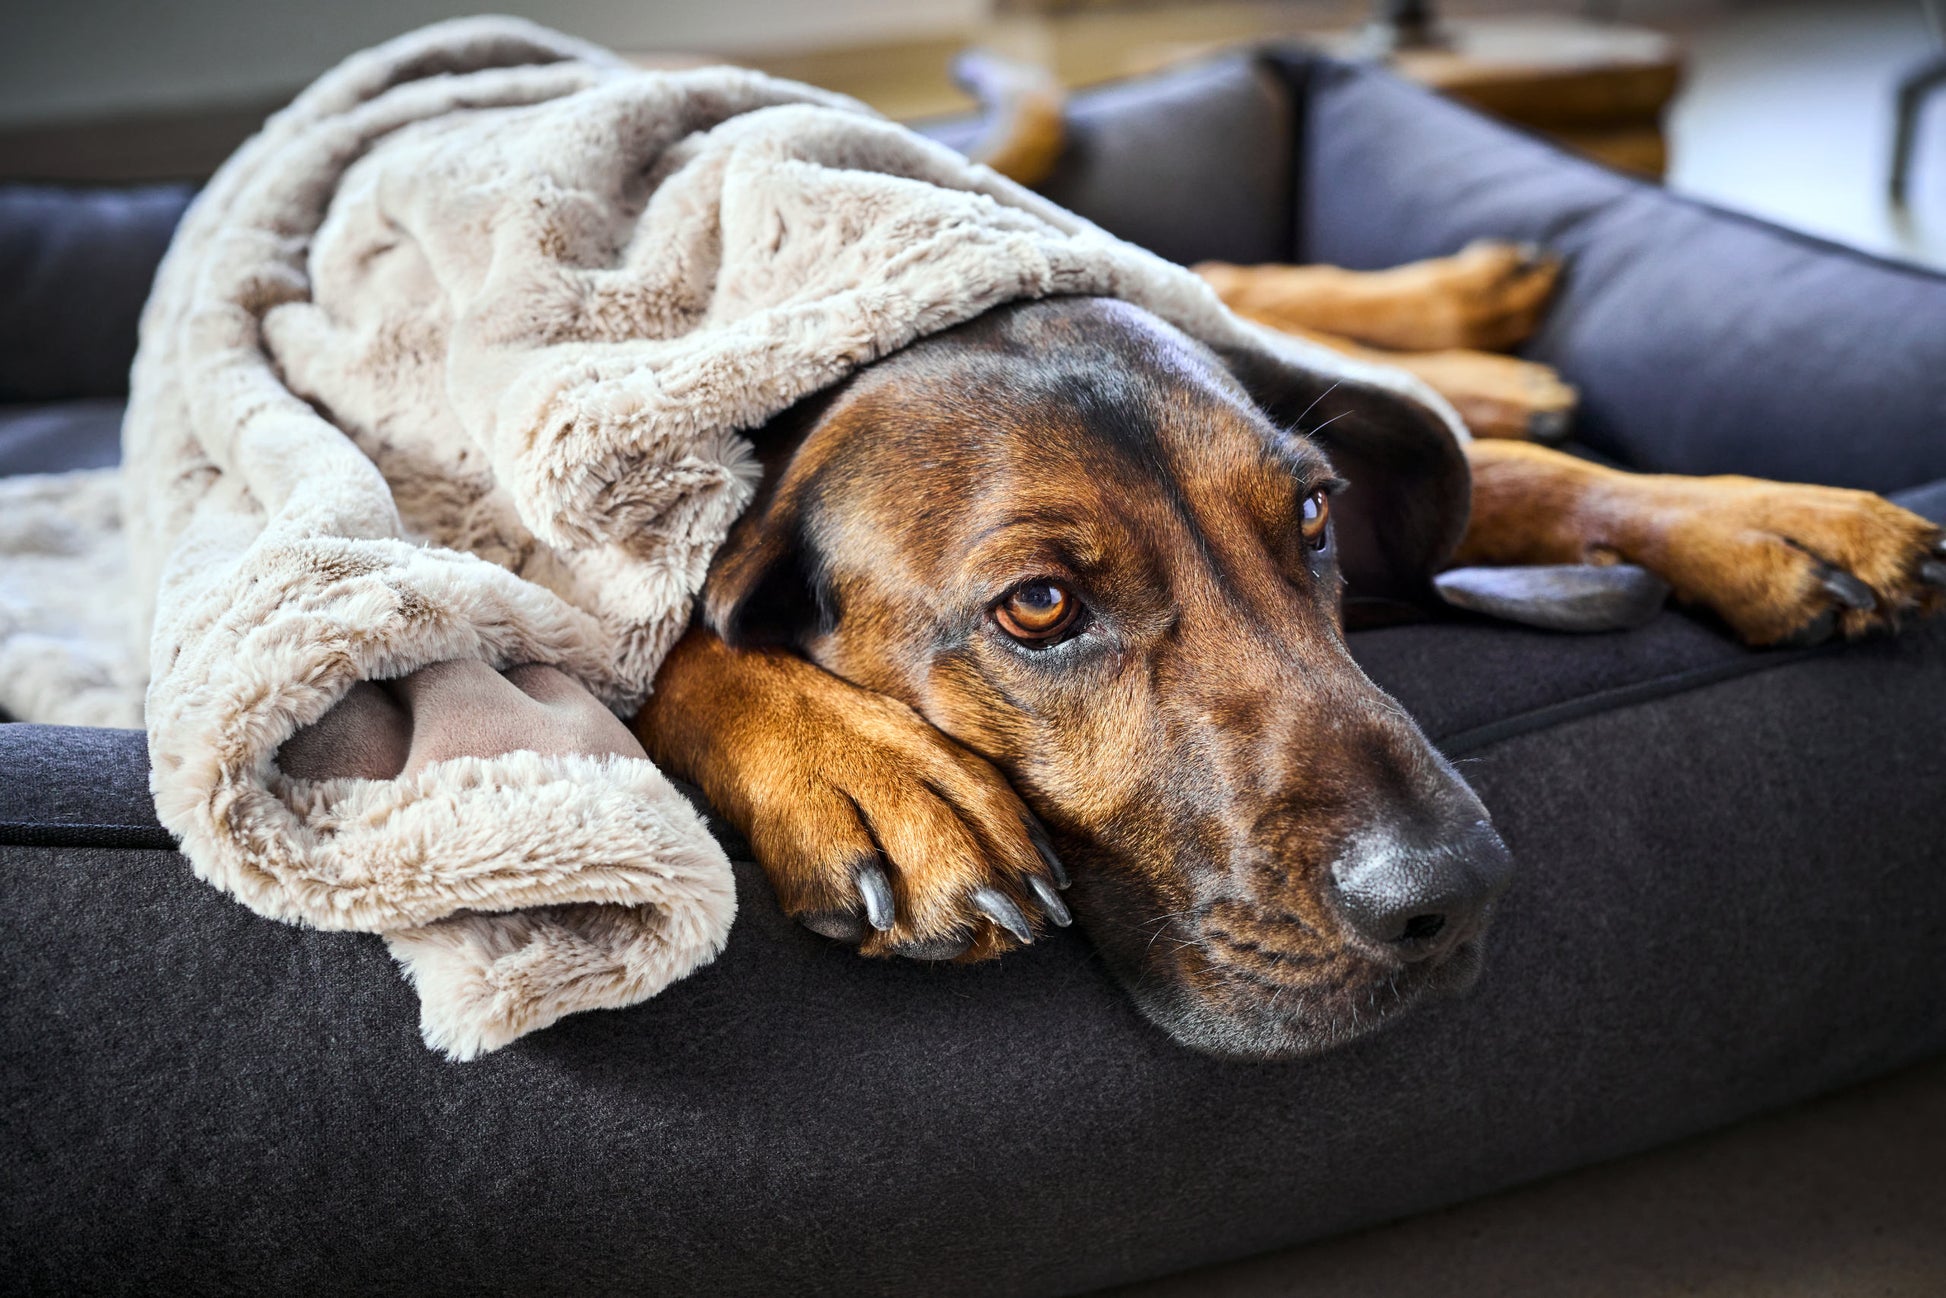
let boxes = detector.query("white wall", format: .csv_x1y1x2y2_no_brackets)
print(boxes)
0,0,988,125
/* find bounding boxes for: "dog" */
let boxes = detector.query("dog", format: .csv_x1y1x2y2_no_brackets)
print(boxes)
633,257,1945,1057
275,56,1945,1058
625,63,1946,1057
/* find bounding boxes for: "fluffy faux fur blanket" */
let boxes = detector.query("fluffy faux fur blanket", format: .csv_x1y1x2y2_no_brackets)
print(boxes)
0,17,1459,1056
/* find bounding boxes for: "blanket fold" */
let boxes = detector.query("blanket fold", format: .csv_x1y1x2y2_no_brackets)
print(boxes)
0,16,1463,1056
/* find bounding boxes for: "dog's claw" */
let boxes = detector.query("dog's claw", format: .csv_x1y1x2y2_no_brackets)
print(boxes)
973,886,1033,944
1024,816,1070,888
1818,567,1877,611
1525,408,1571,444
1040,847,1070,890
855,862,896,931
1511,241,1551,271
1027,875,1072,927
1921,558,1946,590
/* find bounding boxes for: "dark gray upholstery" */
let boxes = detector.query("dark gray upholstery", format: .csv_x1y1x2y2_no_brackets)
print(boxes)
0,399,126,476
0,185,192,404
5,50,1946,1298
918,54,1296,268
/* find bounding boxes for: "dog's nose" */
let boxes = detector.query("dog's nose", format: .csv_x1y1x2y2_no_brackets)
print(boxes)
1329,820,1514,959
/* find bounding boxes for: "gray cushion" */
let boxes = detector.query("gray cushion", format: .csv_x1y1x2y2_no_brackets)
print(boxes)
0,399,125,476
918,53,1296,267
0,185,191,404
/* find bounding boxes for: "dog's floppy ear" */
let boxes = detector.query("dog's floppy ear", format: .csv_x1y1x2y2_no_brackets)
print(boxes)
1218,337,1471,614
701,477,828,648
703,388,855,648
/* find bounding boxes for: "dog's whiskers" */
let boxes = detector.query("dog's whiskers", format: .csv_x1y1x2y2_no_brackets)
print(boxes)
1134,906,1203,956
1145,927,1201,957
1302,407,1355,439
1290,379,1341,430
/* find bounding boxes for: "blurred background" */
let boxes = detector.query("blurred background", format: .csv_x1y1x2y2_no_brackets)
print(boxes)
2,0,1943,267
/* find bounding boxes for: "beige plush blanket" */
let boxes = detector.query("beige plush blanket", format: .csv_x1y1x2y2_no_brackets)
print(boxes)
0,17,1459,1057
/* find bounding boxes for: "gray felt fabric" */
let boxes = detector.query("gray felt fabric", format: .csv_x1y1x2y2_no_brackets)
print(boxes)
0,722,171,849
5,47,1946,1297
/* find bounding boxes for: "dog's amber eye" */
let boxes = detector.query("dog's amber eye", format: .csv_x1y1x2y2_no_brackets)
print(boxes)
996,580,1077,642
1300,489,1331,550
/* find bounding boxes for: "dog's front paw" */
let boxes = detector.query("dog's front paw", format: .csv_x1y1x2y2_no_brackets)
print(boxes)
1630,479,1946,646
732,690,1070,961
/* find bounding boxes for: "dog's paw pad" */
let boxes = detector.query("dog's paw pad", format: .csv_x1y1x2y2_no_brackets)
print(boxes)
887,935,973,961
800,909,871,942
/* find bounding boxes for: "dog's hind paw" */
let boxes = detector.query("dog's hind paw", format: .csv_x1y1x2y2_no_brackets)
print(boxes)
1198,239,1562,355
1603,478,1946,647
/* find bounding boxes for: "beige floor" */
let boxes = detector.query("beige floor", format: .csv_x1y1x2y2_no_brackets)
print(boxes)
1662,0,1946,270
1093,1056,1946,1298
1096,8,1946,1293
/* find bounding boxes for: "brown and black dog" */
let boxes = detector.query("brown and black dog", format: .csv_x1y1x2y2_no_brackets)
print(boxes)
262,62,1945,1060
636,266,1946,1058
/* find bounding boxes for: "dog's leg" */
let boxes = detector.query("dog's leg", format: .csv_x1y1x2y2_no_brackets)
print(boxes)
638,626,1069,960
1197,240,1562,354
1267,322,1577,442
1197,243,1575,440
1456,439,1946,645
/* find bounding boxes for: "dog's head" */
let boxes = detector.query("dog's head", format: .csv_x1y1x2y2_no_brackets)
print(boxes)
707,296,1511,1057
